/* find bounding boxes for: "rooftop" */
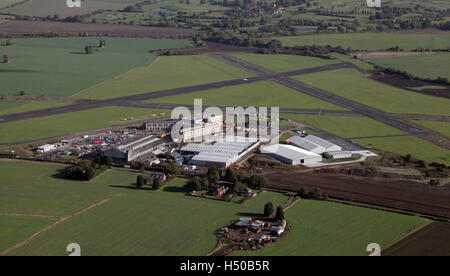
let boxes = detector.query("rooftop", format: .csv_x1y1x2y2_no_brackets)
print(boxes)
261,144,321,160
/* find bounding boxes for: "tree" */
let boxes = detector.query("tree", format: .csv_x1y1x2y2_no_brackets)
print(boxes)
3,54,9,64
275,206,284,221
136,175,145,188
19,90,26,96
264,202,274,217
225,168,237,183
96,155,112,168
232,181,245,194
207,167,220,183
184,176,202,192
153,178,161,190
249,175,268,189
85,45,93,54
85,167,96,181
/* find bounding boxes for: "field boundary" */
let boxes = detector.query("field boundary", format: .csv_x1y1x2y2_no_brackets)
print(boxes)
0,194,121,256
0,213,61,219
380,219,433,254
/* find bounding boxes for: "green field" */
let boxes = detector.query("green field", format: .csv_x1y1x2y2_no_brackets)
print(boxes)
231,54,338,73
0,215,55,253
366,53,450,80
412,121,450,138
0,0,24,9
0,101,69,115
0,37,189,97
2,0,142,17
234,200,426,256
1,162,288,256
293,68,450,116
0,100,26,111
74,55,253,100
146,81,346,111
0,161,130,216
0,106,171,144
331,53,375,71
279,33,450,51
355,136,450,165
280,114,405,138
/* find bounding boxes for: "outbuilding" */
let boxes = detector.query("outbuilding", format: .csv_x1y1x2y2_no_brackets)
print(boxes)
261,144,322,165
324,151,353,159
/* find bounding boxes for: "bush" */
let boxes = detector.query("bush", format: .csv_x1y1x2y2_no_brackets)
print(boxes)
249,175,268,189
153,178,161,190
136,175,145,188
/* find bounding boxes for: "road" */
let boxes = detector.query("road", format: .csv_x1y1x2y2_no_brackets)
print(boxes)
211,54,450,150
0,63,352,124
1,53,449,150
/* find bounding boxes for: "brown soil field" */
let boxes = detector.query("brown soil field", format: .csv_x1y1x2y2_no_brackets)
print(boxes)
370,71,450,99
356,51,432,59
0,20,199,37
264,171,450,218
383,222,450,256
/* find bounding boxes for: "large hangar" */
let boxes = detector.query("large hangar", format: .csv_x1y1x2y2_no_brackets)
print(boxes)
261,144,322,165
288,135,342,154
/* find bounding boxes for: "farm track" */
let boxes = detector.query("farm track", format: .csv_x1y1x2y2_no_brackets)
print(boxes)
0,213,61,219
0,194,120,256
209,54,450,150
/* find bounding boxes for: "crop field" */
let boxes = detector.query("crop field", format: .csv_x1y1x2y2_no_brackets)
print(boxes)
293,68,450,116
0,215,55,253
0,37,190,97
1,0,142,17
234,200,426,256
231,54,338,73
279,33,450,51
74,55,253,100
0,101,69,115
1,162,288,256
355,136,450,165
412,121,450,138
365,53,450,80
146,80,346,111
0,106,171,144
280,114,405,138
0,161,131,216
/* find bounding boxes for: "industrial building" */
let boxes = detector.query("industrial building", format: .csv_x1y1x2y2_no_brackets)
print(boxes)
103,135,165,163
142,119,177,133
179,115,223,142
324,151,353,160
288,136,325,154
37,144,56,153
181,137,260,168
288,135,342,154
261,144,322,165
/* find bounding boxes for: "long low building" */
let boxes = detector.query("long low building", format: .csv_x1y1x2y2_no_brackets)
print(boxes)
261,144,322,165
103,135,165,163
288,135,341,154
182,137,260,168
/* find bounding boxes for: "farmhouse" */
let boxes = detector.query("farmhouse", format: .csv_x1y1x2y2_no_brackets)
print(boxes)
261,144,323,165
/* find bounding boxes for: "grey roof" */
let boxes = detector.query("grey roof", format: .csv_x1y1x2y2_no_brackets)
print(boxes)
303,135,340,150
261,144,321,160
288,136,325,152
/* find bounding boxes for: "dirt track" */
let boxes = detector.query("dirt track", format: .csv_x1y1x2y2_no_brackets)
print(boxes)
265,171,450,219
0,20,199,37
383,222,450,256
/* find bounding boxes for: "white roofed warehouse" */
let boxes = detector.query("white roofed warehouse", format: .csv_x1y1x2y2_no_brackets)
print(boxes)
288,135,342,154
261,144,322,165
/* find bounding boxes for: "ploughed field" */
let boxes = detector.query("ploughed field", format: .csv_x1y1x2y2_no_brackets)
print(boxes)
264,171,450,219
